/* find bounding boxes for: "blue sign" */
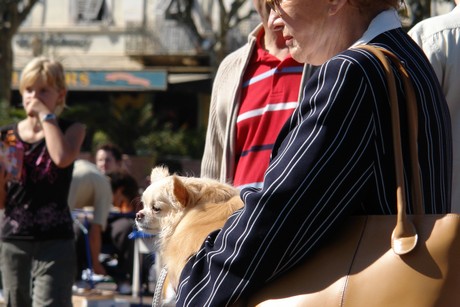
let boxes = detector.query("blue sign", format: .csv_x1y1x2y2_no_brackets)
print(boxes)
13,70,168,91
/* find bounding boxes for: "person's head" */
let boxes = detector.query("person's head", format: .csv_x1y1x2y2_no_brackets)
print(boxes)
253,0,288,52
107,171,140,211
267,0,402,65
19,57,67,116
95,143,123,174
253,0,272,26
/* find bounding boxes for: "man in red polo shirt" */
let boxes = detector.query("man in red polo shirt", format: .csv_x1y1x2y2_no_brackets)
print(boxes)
201,0,310,189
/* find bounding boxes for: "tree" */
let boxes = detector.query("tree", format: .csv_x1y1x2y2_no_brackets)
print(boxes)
63,93,156,155
0,0,39,114
406,0,432,27
167,0,439,65
165,0,254,65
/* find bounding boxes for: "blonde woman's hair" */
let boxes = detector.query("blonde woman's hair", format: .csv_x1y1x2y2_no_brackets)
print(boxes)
19,57,67,115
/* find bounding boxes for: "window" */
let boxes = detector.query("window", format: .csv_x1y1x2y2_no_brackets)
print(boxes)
72,0,113,24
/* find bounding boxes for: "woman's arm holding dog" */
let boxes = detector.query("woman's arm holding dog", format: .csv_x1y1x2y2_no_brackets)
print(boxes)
175,59,378,307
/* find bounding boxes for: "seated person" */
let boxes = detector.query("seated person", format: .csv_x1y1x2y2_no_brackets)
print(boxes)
102,170,141,294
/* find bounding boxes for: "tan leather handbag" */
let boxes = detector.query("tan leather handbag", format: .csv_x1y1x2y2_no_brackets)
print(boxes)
247,45,460,307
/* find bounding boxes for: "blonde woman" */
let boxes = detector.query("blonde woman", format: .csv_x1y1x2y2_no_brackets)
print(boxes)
0,57,86,307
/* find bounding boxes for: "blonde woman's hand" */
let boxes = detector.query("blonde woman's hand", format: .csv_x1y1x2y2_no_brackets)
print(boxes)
24,98,51,118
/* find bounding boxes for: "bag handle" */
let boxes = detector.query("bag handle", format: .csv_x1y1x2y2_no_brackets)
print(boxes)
356,45,423,255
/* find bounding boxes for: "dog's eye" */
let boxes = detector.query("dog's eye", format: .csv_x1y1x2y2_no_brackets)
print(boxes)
153,206,161,213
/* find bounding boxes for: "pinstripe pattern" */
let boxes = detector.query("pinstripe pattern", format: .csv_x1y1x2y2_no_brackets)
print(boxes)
176,29,452,307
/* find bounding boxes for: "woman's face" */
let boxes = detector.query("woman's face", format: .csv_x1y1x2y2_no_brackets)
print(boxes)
22,77,64,115
269,0,341,65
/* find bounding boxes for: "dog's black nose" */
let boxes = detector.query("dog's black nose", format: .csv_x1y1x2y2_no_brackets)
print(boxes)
136,211,144,221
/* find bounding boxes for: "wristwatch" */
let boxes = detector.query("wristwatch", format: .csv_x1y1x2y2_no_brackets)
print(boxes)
41,113,57,122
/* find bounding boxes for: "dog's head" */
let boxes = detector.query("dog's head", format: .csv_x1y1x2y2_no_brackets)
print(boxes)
136,166,240,239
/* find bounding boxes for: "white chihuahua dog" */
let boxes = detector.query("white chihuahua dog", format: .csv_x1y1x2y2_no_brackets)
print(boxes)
136,166,244,289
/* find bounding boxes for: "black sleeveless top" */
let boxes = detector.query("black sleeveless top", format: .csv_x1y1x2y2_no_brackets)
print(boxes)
1,119,75,240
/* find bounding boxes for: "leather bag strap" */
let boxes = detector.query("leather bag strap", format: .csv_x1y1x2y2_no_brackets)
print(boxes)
355,45,423,255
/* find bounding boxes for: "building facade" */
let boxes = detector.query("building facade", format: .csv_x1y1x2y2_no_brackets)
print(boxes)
11,0,257,181
12,0,257,142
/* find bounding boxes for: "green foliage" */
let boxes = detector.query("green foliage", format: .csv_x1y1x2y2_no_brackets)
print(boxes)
95,94,155,155
92,130,111,151
0,102,25,126
135,124,206,159
63,96,205,160
62,94,156,155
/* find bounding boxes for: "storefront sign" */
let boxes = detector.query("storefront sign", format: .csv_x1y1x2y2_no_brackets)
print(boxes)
12,70,168,91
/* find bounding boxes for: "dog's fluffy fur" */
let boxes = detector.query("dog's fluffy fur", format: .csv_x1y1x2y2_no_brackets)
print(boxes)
136,166,244,288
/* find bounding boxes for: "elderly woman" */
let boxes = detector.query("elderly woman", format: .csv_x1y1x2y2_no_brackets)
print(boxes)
176,1,452,306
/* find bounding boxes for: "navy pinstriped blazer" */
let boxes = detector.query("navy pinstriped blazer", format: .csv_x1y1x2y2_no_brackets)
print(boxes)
176,28,452,307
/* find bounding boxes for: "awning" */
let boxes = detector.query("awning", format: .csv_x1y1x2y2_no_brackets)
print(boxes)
168,73,212,84
12,70,213,92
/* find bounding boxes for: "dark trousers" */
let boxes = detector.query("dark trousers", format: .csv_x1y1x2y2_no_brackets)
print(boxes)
0,239,76,307
102,217,135,284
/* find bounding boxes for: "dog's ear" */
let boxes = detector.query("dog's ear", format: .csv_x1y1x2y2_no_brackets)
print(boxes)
150,165,170,183
172,175,189,208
